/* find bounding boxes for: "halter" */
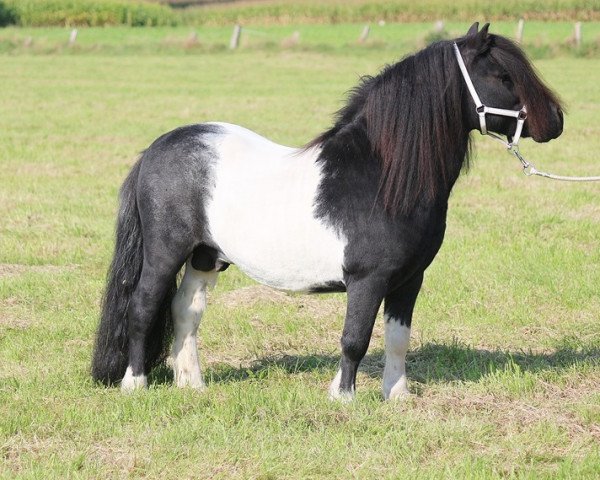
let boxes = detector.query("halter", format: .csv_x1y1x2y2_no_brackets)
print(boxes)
453,42,527,148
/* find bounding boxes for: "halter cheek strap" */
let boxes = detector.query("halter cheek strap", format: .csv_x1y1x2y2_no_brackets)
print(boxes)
453,42,527,147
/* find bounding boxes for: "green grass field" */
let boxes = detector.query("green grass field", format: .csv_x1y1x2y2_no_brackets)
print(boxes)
1,23,599,479
1,21,600,57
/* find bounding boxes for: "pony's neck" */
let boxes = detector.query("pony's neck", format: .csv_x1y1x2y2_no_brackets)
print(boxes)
312,41,472,216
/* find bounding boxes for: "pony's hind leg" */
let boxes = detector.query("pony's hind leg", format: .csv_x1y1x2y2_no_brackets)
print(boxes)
382,273,423,400
171,249,219,389
122,255,181,392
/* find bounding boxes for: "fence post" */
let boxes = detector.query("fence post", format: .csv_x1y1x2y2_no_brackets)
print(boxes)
574,22,582,47
282,31,300,48
68,29,78,46
434,20,444,33
516,19,524,43
229,24,242,50
185,32,198,48
358,25,370,44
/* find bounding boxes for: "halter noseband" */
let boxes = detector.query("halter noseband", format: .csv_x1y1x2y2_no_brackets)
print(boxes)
453,42,527,147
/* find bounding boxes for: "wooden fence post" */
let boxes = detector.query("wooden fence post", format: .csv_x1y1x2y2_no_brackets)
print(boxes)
230,24,242,50
185,32,198,48
516,19,524,43
574,22,582,47
68,29,78,46
282,31,300,48
358,25,370,44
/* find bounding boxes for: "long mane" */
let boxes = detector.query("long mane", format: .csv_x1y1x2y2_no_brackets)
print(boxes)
307,41,471,216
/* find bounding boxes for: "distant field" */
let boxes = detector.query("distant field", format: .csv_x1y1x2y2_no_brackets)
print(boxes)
179,0,600,24
3,0,599,27
0,24,599,479
1,21,600,57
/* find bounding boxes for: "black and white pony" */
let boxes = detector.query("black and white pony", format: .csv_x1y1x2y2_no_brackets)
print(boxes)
92,23,563,400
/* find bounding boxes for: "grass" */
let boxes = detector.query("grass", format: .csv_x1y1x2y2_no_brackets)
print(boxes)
1,21,600,57
0,24,599,478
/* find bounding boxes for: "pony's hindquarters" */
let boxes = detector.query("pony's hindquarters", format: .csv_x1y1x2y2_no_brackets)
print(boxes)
92,124,221,387
91,157,177,385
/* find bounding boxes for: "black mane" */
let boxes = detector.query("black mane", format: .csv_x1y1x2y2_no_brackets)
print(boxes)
307,40,471,215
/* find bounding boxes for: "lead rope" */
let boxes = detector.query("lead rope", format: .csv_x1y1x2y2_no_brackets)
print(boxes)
508,145,600,182
485,131,600,181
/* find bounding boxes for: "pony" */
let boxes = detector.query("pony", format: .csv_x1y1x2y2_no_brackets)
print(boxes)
91,23,563,400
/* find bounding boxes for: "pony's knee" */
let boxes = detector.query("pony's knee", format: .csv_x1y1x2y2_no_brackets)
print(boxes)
341,332,370,363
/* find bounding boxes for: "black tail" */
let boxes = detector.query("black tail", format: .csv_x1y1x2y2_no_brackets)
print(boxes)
91,157,175,385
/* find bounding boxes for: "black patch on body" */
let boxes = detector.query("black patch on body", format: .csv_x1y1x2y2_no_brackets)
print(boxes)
308,281,347,294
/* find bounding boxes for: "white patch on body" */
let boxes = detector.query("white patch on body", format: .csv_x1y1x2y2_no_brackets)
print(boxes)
383,319,411,400
121,366,147,392
205,123,346,292
171,263,218,389
328,368,354,402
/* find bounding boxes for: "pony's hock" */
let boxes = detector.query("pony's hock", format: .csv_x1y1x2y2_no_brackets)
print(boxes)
92,23,564,400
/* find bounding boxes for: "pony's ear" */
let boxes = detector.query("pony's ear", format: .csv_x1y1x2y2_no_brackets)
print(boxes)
466,22,479,37
465,22,491,52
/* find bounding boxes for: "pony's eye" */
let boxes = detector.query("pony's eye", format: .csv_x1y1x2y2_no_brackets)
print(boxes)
501,73,513,85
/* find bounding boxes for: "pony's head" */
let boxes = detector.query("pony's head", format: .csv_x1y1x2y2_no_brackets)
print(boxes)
457,22,563,143
308,22,565,216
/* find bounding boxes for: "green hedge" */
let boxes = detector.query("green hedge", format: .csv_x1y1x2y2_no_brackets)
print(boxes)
1,0,598,28
183,1,600,25
3,0,178,27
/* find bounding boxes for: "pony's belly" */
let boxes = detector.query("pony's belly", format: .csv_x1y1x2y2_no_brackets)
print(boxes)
205,123,346,291
208,218,346,291
206,177,347,291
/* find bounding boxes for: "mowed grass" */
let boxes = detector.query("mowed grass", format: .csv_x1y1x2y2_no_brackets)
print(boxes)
2,21,600,56
0,25,599,478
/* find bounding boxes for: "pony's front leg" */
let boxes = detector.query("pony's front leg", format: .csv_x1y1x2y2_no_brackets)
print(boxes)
382,272,423,400
171,263,218,389
329,278,385,401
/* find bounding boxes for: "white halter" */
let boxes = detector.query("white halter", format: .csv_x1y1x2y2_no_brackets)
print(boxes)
453,42,527,147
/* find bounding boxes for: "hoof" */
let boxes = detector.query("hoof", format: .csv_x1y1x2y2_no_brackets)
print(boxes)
175,371,206,391
328,369,354,402
121,367,148,392
328,390,355,403
383,381,411,400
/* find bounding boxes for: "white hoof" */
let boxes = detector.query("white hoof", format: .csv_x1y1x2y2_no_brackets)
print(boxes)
121,366,148,392
174,368,205,391
383,375,410,400
385,384,411,400
328,369,355,402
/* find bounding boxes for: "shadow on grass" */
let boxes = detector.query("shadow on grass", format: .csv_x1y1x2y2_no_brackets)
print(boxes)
148,340,598,387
